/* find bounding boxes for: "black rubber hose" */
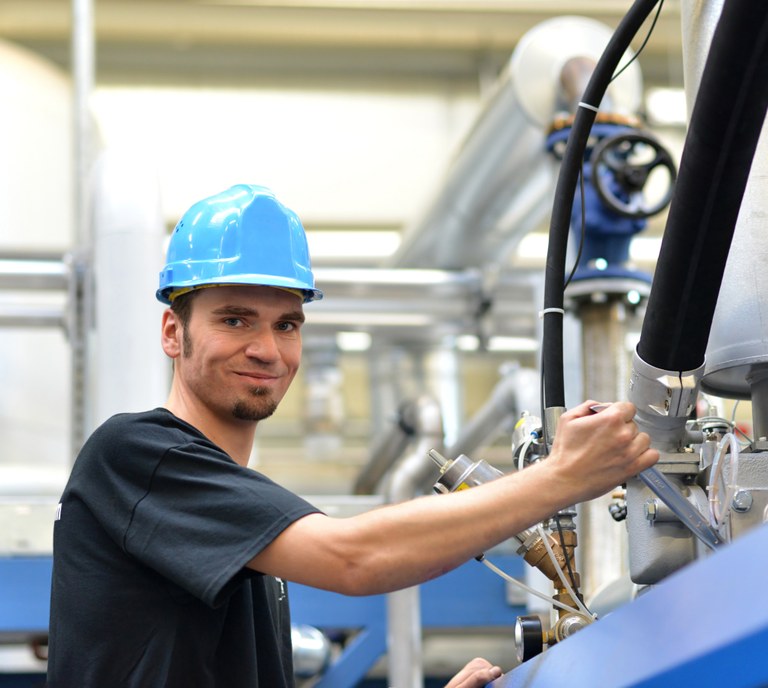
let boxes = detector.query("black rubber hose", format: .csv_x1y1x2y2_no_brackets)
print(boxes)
637,1,768,371
542,0,660,408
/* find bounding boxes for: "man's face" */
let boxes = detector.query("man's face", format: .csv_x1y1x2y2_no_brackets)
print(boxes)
172,285,304,423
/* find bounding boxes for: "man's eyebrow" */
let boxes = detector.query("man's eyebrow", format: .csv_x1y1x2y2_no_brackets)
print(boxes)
211,305,305,323
211,305,258,316
282,309,306,323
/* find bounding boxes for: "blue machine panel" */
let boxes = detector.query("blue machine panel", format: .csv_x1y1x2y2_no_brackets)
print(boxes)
491,524,768,688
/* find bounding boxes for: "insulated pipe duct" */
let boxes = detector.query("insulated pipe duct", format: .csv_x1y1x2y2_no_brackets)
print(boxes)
306,267,539,342
0,257,69,328
635,0,768,374
387,17,641,271
385,396,444,688
0,258,68,291
443,365,539,461
626,0,768,583
352,398,419,495
695,3,768,399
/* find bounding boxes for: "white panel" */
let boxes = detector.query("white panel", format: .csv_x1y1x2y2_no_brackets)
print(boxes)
0,41,73,469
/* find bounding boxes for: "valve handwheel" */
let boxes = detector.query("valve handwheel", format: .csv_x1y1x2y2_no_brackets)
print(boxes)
591,131,677,219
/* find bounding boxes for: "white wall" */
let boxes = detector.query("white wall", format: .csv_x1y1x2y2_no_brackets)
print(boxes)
90,86,482,227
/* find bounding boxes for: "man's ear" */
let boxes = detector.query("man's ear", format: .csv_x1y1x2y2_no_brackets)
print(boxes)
161,309,182,359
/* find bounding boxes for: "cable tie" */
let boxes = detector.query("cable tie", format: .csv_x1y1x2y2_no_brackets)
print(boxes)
539,307,565,319
578,101,599,113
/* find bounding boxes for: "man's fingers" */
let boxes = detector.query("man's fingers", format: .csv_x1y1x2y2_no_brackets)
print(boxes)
444,658,503,688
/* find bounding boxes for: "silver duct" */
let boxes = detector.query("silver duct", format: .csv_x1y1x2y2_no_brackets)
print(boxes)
387,16,642,271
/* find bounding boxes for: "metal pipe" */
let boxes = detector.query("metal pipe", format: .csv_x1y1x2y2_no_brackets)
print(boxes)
0,304,66,329
307,267,538,335
387,16,642,272
353,399,417,495
444,365,539,460
747,365,768,442
576,297,636,600
70,0,96,457
0,259,68,291
637,0,768,372
385,396,444,688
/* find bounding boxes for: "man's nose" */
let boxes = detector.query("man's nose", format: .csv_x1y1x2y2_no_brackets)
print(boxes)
244,330,281,362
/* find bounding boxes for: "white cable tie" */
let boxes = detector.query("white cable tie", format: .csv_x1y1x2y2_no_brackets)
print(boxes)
578,101,600,113
539,307,566,319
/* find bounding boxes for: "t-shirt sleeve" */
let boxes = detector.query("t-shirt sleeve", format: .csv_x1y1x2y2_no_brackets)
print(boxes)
123,440,320,608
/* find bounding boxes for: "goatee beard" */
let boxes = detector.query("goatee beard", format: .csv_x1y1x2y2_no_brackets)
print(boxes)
232,386,278,421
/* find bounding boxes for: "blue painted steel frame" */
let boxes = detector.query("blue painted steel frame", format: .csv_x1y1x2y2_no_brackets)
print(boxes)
10,526,768,687
0,557,52,638
289,554,525,687
491,524,768,688
0,554,525,686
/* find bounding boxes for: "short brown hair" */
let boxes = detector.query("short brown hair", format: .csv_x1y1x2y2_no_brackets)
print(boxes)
169,290,201,356
169,290,199,328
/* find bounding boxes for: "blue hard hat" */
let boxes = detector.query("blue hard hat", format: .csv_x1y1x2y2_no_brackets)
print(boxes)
156,184,323,304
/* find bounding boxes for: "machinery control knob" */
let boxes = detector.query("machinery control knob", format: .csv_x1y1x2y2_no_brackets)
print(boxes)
514,615,545,663
554,612,591,642
591,131,676,219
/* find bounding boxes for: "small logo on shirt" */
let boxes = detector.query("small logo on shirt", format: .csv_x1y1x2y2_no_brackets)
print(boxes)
55,503,62,521
276,577,286,602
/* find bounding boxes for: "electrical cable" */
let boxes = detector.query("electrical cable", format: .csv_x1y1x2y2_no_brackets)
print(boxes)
610,0,665,84
541,0,663,410
562,166,587,291
708,432,740,535
481,558,582,616
553,515,592,616
734,425,753,446
729,400,740,426
726,400,753,445
536,525,594,620
534,0,663,624
516,435,535,473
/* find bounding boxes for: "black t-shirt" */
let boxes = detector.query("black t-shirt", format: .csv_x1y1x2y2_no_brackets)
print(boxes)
47,408,320,688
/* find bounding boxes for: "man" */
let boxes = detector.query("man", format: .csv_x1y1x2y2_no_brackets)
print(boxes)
47,184,658,687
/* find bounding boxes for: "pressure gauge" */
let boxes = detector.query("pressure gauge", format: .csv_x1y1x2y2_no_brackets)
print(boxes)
514,615,544,663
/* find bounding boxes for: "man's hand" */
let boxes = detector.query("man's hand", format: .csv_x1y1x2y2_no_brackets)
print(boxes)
547,400,659,504
444,657,503,688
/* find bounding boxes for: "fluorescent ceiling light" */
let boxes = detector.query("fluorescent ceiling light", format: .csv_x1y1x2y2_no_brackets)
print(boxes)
456,334,479,351
646,88,688,126
314,267,463,285
336,331,372,351
487,336,538,352
629,237,662,263
516,233,662,265
307,230,400,259
309,312,433,326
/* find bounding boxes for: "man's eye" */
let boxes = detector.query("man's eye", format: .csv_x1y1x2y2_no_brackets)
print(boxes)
276,321,297,332
224,318,243,327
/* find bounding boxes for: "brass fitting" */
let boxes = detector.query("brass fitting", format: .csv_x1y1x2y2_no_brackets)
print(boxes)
522,529,580,592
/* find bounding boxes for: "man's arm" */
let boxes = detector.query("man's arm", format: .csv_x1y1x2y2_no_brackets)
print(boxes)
249,400,658,596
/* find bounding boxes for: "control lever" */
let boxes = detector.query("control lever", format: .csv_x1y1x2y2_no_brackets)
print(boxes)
638,467,723,550
590,404,723,550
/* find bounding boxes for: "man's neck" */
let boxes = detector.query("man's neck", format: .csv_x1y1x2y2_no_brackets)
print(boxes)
165,392,257,467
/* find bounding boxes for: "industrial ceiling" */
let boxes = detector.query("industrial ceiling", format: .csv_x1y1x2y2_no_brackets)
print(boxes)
1,0,685,90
